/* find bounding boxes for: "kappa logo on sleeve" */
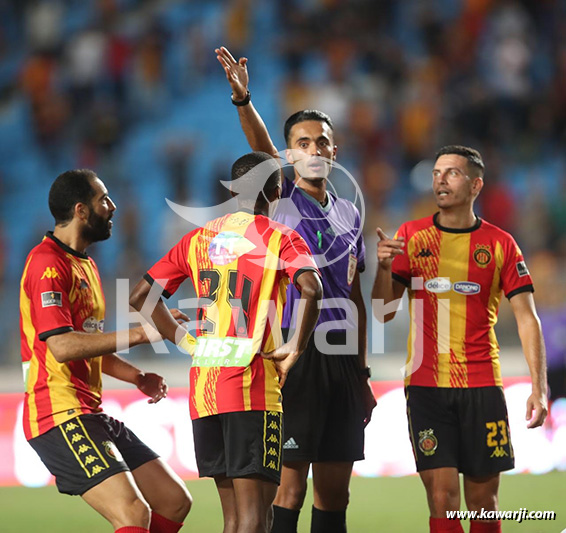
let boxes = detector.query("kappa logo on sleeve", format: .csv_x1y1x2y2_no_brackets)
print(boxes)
41,291,63,308
41,267,60,280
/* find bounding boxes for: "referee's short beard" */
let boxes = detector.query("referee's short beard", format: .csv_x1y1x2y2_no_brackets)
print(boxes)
82,210,113,243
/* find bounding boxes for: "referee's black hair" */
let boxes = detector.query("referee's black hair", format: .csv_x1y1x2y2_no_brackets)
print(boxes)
284,110,334,146
231,152,281,207
49,169,98,225
435,145,485,178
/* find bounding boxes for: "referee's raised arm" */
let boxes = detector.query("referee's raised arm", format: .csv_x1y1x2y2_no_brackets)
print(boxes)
215,46,280,158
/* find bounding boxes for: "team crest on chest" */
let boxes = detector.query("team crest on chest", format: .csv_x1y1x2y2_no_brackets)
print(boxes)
473,244,492,268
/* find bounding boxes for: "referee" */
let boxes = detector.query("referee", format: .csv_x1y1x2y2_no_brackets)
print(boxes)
216,46,376,533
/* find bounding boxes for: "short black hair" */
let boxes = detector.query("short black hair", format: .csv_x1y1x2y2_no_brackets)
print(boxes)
49,169,98,225
231,152,281,206
284,109,334,146
435,145,485,178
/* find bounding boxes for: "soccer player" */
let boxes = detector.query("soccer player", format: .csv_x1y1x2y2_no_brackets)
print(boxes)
129,152,323,533
20,169,192,533
215,46,376,533
372,146,548,533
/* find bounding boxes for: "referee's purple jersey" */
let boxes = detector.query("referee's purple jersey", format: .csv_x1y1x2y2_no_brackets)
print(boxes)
275,176,365,331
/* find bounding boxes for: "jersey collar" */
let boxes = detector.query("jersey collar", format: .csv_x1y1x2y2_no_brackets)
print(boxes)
45,231,89,259
433,212,482,234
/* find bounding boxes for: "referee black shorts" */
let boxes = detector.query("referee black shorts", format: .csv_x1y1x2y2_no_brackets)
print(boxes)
280,329,366,463
28,413,159,495
406,385,515,476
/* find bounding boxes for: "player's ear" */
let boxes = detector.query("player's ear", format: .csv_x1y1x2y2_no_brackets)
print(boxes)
332,144,337,161
74,202,89,221
285,148,295,165
473,177,484,196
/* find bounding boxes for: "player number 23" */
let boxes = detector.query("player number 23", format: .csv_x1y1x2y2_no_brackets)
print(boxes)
485,420,508,447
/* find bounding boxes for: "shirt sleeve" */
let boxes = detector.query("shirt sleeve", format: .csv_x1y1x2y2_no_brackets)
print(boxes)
500,234,534,299
391,223,411,287
25,251,74,341
146,233,193,298
355,211,366,273
279,229,321,287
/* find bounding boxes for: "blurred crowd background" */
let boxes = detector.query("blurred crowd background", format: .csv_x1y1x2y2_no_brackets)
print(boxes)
0,0,564,396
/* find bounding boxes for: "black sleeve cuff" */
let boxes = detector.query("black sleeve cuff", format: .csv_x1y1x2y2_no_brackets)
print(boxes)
392,272,410,287
358,264,366,273
506,284,534,300
293,267,320,288
143,273,171,299
38,326,74,342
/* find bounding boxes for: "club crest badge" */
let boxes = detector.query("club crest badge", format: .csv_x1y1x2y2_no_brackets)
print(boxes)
418,429,438,456
473,244,492,268
102,440,123,462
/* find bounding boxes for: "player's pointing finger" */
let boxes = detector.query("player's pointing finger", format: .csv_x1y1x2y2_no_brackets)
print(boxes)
376,227,389,241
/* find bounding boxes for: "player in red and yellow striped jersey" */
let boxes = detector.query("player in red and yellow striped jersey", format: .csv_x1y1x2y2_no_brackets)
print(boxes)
130,152,323,533
373,146,548,533
20,169,192,533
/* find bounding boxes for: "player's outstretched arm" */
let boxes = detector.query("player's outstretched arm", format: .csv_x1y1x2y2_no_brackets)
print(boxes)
262,270,322,386
102,353,168,404
371,227,406,322
509,291,548,428
46,325,163,364
215,46,279,158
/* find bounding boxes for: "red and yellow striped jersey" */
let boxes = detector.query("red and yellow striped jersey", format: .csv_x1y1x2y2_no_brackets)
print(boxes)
146,210,319,419
392,214,533,388
20,232,106,440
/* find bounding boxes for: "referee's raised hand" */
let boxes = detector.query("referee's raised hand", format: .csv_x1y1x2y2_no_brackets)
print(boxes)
215,46,249,101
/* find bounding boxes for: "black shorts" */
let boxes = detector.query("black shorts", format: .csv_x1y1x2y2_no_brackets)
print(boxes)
192,410,283,484
28,413,159,495
280,330,365,463
406,386,515,476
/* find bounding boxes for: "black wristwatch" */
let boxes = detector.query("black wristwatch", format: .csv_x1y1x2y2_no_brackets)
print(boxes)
231,90,251,106
360,366,372,379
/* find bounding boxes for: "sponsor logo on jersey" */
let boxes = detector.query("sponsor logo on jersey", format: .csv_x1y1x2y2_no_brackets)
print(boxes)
424,278,452,293
208,231,256,266
193,336,254,367
453,281,481,295
516,261,529,277
82,316,103,333
415,248,433,258
473,244,492,268
418,429,438,456
41,267,59,280
41,291,62,307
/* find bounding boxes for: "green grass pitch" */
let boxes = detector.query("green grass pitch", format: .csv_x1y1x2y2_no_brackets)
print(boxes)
1,472,564,532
